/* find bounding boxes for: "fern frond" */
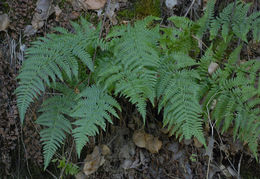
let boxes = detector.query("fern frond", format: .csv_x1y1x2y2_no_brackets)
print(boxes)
157,70,205,144
196,0,216,38
70,86,121,156
156,53,205,144
210,1,259,42
37,92,75,169
97,16,160,121
16,17,101,123
249,11,260,41
161,16,200,54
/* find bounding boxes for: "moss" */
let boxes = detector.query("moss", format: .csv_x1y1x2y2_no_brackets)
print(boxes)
117,9,135,20
117,0,161,21
134,0,161,18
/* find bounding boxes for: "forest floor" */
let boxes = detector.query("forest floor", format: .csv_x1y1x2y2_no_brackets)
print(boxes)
1,0,260,178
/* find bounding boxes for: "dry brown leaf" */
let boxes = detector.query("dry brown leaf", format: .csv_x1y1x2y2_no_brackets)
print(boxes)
72,0,107,10
160,127,169,134
101,144,111,156
145,135,162,154
193,138,203,148
133,130,146,148
133,130,162,153
75,172,87,179
54,5,62,21
85,0,107,9
83,146,105,175
0,14,10,31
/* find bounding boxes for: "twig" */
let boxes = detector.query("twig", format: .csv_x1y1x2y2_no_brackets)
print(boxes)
237,153,243,179
215,129,238,174
20,126,32,178
184,0,196,17
205,92,220,179
46,169,58,179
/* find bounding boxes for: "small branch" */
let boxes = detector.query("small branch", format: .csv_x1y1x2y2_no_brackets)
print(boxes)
237,153,243,179
46,169,58,179
205,92,220,179
20,126,32,178
184,0,196,17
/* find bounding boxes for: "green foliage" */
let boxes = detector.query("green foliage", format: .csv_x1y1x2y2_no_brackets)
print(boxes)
199,47,260,158
117,0,161,21
16,1,260,171
36,85,74,169
97,16,160,121
36,83,120,169
16,17,120,169
52,157,80,176
156,53,205,145
135,0,161,18
71,85,121,156
160,16,200,54
209,1,260,42
15,17,104,124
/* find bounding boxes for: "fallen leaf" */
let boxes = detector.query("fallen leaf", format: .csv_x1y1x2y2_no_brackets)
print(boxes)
72,0,107,10
208,62,219,75
146,135,162,154
101,144,111,156
54,5,62,21
133,130,146,148
0,14,10,31
69,11,81,20
193,137,203,148
75,172,87,179
133,130,162,153
85,0,107,9
83,146,105,175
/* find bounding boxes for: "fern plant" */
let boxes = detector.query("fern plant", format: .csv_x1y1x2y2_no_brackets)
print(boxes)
38,83,120,169
15,17,104,124
199,46,260,158
16,0,260,171
16,18,120,169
